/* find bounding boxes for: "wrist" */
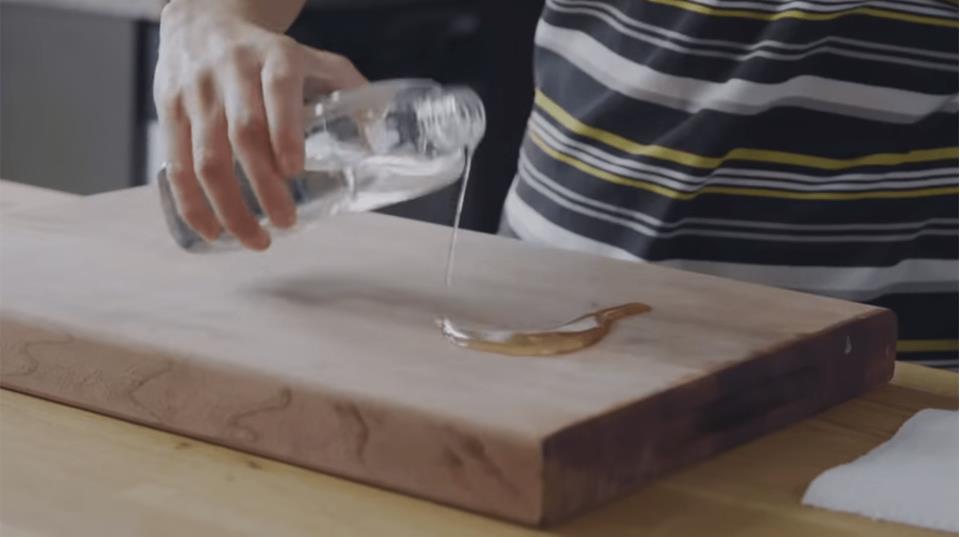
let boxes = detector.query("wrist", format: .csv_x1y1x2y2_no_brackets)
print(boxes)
161,0,303,34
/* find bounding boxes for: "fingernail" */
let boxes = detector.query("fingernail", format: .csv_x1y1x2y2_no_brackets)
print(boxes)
201,224,222,242
274,210,297,229
252,229,271,251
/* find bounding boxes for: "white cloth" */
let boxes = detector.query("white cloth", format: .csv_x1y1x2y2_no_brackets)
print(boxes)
802,409,959,533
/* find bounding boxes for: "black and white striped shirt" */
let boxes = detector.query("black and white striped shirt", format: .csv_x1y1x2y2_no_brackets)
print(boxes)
501,0,959,367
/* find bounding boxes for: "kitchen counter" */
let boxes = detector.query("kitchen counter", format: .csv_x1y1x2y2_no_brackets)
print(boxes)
0,181,955,536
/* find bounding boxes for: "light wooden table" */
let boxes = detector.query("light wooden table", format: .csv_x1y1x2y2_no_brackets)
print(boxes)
0,180,956,537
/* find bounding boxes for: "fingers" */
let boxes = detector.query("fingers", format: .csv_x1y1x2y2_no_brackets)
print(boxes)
261,46,305,179
156,93,222,242
185,76,271,251
153,31,368,252
223,58,297,230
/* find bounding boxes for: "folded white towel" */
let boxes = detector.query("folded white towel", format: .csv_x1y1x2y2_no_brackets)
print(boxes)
802,408,958,533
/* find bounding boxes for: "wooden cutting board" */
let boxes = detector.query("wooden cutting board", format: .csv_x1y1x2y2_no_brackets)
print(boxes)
0,186,895,526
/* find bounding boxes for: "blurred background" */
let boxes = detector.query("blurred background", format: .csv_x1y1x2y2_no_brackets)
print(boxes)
0,0,545,232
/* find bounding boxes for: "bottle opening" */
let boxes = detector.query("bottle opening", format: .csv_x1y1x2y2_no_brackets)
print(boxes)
416,87,486,153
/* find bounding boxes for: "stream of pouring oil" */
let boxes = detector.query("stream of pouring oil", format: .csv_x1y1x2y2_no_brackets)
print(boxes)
437,150,651,357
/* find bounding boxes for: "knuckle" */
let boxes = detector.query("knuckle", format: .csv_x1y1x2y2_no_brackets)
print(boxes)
231,112,267,143
329,53,357,72
326,52,349,66
188,73,219,106
224,45,257,68
263,64,298,90
230,119,266,147
156,92,185,121
165,162,192,182
181,205,213,230
272,35,299,55
194,151,229,179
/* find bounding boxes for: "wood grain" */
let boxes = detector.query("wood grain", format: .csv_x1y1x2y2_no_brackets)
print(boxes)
0,186,896,524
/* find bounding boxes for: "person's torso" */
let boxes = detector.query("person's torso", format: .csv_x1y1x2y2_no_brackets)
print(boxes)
502,0,959,366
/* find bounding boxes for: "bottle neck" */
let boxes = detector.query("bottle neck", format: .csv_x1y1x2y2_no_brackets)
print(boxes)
416,88,486,153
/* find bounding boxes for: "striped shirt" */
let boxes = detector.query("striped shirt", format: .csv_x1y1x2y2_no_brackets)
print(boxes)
501,0,959,367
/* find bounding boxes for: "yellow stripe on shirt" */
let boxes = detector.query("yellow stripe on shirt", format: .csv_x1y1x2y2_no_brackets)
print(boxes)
530,132,959,200
535,90,959,171
647,0,959,28
897,339,960,353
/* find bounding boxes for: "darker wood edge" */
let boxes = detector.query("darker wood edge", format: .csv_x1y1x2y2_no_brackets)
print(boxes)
536,308,897,526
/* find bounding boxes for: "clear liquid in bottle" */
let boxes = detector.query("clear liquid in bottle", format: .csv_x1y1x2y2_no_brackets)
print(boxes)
158,79,485,253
